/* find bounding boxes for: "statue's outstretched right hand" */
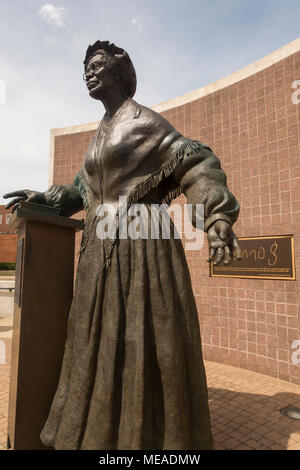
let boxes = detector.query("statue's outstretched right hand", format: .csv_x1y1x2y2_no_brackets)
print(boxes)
3,190,47,213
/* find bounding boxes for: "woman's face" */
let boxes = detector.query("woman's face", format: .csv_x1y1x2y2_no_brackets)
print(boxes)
84,53,116,100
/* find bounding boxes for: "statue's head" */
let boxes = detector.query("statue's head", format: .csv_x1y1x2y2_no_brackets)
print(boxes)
83,40,136,100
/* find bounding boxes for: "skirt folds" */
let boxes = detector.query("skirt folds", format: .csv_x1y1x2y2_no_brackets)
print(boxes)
40,206,214,450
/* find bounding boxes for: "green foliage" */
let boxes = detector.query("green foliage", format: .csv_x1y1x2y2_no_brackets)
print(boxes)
0,262,16,270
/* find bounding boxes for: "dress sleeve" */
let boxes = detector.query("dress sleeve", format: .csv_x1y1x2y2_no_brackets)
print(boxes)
172,139,240,232
43,170,84,217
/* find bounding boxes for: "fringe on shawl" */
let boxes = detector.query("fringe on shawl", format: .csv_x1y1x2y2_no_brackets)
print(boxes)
104,139,210,268
74,169,90,212
127,139,210,207
73,169,92,256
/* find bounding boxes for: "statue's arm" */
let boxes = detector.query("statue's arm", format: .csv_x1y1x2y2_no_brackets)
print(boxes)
3,170,84,217
174,141,239,230
173,139,242,265
43,180,84,216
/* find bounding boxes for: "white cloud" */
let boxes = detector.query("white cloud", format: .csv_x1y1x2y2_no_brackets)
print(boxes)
131,17,143,32
38,4,66,28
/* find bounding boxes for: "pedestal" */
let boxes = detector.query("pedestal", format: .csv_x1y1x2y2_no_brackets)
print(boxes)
7,202,84,449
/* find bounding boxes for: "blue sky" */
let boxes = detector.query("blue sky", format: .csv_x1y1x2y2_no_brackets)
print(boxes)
1,0,300,203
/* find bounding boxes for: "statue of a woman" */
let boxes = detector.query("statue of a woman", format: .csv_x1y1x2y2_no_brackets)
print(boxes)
4,41,241,450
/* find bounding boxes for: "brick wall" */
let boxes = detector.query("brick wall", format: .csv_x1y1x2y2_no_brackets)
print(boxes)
157,51,300,385
0,205,14,233
0,234,17,263
51,48,300,384
0,205,17,263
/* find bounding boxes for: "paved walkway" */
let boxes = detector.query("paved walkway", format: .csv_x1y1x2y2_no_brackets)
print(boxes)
0,315,299,450
207,361,300,449
0,280,14,320
0,315,11,450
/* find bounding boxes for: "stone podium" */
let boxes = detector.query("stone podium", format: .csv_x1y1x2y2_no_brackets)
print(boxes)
7,202,84,450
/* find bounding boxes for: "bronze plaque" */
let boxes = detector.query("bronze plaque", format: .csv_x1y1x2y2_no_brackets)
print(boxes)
210,235,295,280
15,238,24,306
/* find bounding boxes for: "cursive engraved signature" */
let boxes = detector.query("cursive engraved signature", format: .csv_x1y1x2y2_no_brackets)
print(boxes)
241,241,278,266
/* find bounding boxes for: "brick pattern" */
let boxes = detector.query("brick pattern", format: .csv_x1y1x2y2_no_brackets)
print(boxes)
0,206,17,263
0,206,14,234
52,51,300,384
161,51,300,385
53,131,95,186
206,361,300,450
0,234,17,264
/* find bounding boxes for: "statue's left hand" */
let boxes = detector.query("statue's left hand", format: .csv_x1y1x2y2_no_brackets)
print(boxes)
3,190,47,213
206,220,242,266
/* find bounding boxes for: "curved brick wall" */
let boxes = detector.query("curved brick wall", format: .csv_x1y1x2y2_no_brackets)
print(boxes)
50,39,300,384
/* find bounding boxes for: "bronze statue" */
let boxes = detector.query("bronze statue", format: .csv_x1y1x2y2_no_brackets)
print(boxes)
4,41,241,450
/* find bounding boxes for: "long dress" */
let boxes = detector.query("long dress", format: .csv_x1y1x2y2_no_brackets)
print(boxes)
40,98,239,450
